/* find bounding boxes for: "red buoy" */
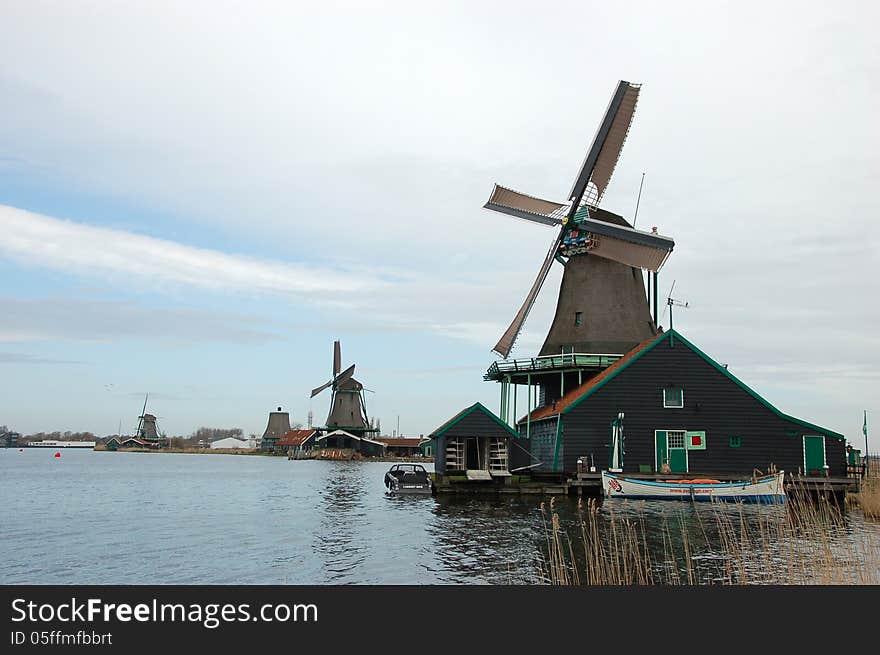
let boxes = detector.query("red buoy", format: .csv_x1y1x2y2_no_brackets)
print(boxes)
54,452,61,458
18,448,23,452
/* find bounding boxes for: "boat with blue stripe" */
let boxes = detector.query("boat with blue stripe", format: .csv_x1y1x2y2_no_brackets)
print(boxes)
602,470,786,504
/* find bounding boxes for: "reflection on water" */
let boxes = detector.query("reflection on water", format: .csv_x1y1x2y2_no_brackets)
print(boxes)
1,449,877,584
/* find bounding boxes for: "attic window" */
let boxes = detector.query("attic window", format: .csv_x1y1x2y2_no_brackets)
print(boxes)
663,387,684,408
729,436,742,448
574,311,583,327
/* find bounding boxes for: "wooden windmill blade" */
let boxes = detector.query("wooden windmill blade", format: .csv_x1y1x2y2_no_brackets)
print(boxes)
492,230,565,358
483,184,568,226
568,81,641,212
310,378,333,398
311,363,356,398
574,217,674,271
334,364,356,388
333,340,341,377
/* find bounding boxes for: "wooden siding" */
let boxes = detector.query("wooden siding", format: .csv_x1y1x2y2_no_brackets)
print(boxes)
558,337,846,476
520,418,559,473
433,406,529,475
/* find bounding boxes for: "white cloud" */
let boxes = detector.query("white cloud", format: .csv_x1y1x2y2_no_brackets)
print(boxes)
0,205,379,296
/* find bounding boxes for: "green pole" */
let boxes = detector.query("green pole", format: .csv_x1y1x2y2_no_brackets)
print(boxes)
512,380,517,427
500,378,505,419
527,373,531,439
653,271,658,326
552,415,562,472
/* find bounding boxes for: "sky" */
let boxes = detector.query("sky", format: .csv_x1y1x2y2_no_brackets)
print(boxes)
1,1,878,447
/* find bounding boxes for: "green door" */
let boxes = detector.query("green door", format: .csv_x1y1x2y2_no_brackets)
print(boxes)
655,430,688,473
668,430,688,472
803,435,825,475
655,431,667,472
669,447,688,473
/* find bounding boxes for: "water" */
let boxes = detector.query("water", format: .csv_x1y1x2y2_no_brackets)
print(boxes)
1,449,877,584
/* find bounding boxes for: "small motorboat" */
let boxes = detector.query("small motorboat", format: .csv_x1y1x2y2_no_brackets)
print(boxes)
602,470,786,504
384,464,433,495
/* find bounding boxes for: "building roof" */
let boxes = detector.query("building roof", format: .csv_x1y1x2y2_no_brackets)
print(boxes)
521,331,664,422
315,429,387,447
375,437,427,448
519,329,845,441
430,402,520,439
276,429,318,447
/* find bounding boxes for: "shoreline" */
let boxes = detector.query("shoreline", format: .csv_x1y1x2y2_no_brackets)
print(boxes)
93,445,430,463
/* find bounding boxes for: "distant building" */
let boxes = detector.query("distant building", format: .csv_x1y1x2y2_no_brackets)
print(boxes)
210,437,252,450
26,440,95,449
105,437,151,450
260,407,291,452
375,436,430,457
2,430,21,448
275,429,319,455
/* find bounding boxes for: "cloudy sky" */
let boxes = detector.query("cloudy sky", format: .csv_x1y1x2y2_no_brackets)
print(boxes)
1,1,877,446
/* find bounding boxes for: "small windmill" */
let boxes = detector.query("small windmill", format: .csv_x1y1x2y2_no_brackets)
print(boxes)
310,340,370,432
133,394,164,446
483,80,675,359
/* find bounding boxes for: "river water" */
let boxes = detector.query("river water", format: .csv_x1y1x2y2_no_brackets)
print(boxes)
1,449,877,584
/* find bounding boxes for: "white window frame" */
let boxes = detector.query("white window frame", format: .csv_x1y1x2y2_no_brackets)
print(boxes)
663,387,684,409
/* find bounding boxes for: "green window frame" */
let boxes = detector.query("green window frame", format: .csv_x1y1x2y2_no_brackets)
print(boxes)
729,436,742,448
663,387,684,408
574,311,583,327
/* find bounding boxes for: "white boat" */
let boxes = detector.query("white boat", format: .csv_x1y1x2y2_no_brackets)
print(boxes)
602,470,786,504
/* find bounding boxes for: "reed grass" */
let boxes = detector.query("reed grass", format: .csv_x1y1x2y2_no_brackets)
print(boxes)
852,477,880,518
538,490,880,585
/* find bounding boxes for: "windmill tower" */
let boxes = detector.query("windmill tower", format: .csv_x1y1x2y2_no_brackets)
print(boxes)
133,394,166,448
482,81,676,422
310,340,378,450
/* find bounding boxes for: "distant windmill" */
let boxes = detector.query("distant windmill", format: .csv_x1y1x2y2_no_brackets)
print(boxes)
483,80,675,359
310,340,370,432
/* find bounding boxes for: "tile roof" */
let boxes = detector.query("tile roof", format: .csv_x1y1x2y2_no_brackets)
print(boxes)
277,429,317,447
520,331,665,423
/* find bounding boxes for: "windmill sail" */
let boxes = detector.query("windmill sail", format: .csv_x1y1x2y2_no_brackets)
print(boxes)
569,81,641,210
310,378,333,398
483,184,567,226
333,340,341,377
493,230,564,358
310,363,356,398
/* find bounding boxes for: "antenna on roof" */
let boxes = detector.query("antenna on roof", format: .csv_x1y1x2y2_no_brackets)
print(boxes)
664,280,689,346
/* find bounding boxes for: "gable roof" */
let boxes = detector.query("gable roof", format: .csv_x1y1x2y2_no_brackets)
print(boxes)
277,429,318,447
430,402,521,439
520,329,845,441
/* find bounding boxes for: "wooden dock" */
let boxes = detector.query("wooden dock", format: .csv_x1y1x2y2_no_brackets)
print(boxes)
433,471,861,499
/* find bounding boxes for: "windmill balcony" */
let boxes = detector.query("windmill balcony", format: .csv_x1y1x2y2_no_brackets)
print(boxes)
484,352,623,383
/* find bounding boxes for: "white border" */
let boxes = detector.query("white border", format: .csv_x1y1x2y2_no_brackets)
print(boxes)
663,387,684,409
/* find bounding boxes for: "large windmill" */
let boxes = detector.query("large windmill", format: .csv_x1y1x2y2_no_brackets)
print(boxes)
482,81,676,420
310,340,379,451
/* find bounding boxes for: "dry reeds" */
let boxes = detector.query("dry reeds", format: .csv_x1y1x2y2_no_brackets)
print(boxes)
538,490,880,585
853,478,880,518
